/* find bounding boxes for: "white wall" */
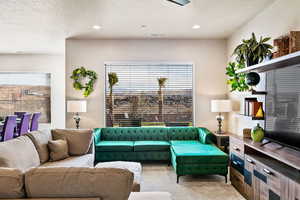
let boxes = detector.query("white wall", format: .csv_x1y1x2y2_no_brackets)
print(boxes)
66,39,228,130
0,54,65,128
227,0,300,135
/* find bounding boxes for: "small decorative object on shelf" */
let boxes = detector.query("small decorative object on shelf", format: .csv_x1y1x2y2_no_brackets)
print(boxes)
70,67,98,97
243,128,252,138
255,105,264,118
245,71,266,94
246,72,260,86
273,31,300,58
244,97,257,116
251,102,263,117
289,31,300,53
251,123,265,142
273,36,290,58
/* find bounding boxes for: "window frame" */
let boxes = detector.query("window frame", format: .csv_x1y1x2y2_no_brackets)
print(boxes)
103,61,195,127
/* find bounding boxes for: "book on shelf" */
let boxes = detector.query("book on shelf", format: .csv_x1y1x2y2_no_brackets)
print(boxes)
244,97,257,116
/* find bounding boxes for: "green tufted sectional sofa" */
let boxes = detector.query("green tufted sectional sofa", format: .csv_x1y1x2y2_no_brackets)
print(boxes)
93,127,228,183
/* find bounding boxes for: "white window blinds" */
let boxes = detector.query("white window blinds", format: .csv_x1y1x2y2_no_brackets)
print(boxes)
105,63,193,127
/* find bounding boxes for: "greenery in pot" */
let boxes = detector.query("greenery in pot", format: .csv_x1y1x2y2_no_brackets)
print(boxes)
226,62,249,92
233,33,273,66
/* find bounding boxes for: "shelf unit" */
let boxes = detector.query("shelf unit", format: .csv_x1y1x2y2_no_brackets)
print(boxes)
238,114,265,121
236,50,300,74
230,135,300,200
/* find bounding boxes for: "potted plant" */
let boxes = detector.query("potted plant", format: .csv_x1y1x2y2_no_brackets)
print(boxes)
226,62,249,92
233,33,273,67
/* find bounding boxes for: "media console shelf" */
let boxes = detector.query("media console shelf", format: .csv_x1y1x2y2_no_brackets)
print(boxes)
230,135,300,200
236,50,300,74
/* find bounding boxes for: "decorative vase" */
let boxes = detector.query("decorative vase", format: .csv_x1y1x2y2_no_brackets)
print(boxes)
251,124,264,142
246,72,260,86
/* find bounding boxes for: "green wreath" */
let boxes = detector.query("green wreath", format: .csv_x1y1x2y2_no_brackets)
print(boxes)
70,67,98,97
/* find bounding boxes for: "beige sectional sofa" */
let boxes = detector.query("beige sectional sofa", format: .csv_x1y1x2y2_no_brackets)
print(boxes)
0,129,94,171
0,129,172,200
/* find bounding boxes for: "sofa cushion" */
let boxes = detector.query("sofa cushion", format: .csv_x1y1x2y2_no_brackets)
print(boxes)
48,140,70,161
100,127,169,141
41,154,94,168
170,140,201,146
25,167,133,200
168,127,199,140
171,143,228,164
0,135,40,172
95,141,134,152
96,161,142,192
0,168,25,198
51,129,93,156
134,141,170,151
26,130,52,164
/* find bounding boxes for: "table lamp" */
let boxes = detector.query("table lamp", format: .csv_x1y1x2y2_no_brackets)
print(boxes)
67,100,87,129
211,100,232,134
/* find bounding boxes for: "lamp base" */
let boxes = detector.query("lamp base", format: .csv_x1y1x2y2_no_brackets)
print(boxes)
73,113,81,129
216,112,224,134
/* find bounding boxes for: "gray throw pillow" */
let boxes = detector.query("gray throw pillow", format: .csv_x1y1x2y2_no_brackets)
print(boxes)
48,140,69,161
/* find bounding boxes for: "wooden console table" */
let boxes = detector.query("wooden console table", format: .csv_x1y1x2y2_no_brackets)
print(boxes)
229,135,300,200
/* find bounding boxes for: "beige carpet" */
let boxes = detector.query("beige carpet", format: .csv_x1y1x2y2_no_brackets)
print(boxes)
140,163,245,200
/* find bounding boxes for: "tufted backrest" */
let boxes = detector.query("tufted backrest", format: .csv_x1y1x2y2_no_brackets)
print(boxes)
168,127,199,140
100,127,169,141
96,127,212,143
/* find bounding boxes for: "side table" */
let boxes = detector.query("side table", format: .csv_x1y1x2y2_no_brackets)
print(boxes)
211,132,231,153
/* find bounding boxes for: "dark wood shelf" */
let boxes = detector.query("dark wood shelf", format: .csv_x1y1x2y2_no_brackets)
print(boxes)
239,114,265,120
251,90,267,95
236,50,300,74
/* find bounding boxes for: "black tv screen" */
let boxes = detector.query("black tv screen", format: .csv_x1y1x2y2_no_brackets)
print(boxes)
265,65,300,149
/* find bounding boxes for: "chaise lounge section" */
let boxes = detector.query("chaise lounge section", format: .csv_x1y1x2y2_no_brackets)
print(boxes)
94,127,228,183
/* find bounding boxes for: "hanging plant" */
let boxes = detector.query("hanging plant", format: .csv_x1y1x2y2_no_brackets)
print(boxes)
70,67,98,97
226,62,249,92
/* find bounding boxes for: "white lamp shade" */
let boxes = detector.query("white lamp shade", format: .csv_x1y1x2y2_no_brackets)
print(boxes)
67,100,87,113
211,100,232,113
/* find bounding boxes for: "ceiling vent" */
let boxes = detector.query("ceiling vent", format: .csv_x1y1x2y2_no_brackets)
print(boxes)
166,0,191,6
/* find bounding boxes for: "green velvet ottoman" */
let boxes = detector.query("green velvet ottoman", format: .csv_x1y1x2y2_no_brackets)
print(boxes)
170,142,228,183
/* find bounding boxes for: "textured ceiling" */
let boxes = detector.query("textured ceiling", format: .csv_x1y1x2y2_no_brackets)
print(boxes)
0,0,275,54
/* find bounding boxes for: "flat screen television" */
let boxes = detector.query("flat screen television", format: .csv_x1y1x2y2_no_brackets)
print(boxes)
265,65,300,150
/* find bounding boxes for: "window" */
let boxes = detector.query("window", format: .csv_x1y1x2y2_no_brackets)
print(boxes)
105,63,193,127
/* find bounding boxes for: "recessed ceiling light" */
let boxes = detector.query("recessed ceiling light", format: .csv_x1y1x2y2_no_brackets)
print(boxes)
93,25,101,30
141,25,147,28
192,24,200,29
